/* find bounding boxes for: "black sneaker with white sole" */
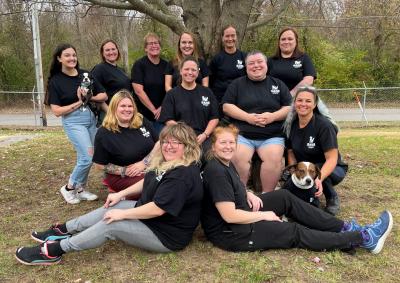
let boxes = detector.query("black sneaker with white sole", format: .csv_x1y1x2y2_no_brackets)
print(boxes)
31,224,70,243
15,242,61,266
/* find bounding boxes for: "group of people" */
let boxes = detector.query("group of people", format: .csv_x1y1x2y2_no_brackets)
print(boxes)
14,26,393,265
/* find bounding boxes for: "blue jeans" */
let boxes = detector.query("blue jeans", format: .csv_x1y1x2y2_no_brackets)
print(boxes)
238,135,285,149
62,109,97,188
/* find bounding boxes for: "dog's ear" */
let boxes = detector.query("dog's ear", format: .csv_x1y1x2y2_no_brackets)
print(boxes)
284,164,297,174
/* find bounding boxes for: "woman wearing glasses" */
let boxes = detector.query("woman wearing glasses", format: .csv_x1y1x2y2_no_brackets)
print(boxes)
160,56,219,154
164,31,209,92
131,33,168,134
16,123,203,266
283,85,348,215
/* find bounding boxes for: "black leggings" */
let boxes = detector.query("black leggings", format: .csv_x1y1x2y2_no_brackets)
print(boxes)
224,190,362,252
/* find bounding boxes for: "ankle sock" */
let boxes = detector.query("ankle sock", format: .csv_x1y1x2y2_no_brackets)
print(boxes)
46,241,65,257
341,221,351,232
360,229,370,244
56,223,68,234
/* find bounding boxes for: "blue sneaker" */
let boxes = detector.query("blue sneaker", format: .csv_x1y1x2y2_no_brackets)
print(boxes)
360,210,393,254
31,224,70,243
15,241,61,266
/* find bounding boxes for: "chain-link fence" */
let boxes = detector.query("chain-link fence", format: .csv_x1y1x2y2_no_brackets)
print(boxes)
0,90,47,126
0,86,400,126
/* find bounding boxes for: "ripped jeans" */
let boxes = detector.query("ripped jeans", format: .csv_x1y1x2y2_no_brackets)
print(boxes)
62,109,97,188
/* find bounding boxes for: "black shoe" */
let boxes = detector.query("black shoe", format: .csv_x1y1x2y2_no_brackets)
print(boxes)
31,224,70,243
15,242,61,266
325,196,340,215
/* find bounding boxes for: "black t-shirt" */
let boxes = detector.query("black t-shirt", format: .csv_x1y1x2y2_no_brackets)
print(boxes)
209,49,247,101
131,56,168,121
93,118,157,166
137,164,203,250
222,76,292,139
159,85,219,134
267,54,316,91
286,114,344,165
91,62,132,104
164,58,209,88
47,69,105,106
201,158,252,249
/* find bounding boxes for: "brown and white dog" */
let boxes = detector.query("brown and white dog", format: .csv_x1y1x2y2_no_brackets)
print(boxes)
281,162,321,207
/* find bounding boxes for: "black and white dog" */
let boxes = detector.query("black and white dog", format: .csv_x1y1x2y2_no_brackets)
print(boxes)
281,162,321,207
79,72,94,109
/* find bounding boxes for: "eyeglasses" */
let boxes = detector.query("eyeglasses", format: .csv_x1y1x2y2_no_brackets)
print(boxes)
146,41,160,46
161,140,183,147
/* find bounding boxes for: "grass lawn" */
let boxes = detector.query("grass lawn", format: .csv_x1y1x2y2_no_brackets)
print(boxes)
0,125,399,282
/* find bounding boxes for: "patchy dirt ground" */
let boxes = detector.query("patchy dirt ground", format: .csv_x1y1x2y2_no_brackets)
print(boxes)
0,134,40,147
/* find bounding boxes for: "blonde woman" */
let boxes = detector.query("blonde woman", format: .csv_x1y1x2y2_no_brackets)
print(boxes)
16,123,203,266
93,90,158,199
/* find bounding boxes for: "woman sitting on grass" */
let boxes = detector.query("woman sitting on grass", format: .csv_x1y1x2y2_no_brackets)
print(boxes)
93,89,159,199
15,123,203,265
201,124,393,254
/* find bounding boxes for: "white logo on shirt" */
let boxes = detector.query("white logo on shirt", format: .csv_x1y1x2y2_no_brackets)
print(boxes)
201,96,210,107
271,85,280,94
140,127,150,138
156,172,166,182
293,60,302,68
236,59,244,70
307,136,315,149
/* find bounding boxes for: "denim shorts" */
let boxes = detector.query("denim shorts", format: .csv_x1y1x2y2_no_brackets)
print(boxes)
237,135,285,149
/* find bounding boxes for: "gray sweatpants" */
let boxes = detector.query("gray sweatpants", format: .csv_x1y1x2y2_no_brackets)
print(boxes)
60,200,171,253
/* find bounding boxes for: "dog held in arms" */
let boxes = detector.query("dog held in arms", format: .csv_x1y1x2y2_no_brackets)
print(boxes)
79,72,102,123
281,162,321,207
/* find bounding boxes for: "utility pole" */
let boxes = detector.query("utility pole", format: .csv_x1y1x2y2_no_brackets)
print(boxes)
31,2,47,126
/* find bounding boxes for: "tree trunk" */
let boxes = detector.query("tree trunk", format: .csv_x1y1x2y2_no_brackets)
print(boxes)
182,0,254,60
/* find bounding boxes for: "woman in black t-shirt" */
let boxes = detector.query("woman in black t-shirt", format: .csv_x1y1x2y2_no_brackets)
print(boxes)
131,33,168,134
93,90,158,199
160,56,219,152
201,124,392,254
44,43,107,205
165,31,209,92
268,27,316,96
92,40,133,123
284,85,347,216
16,123,204,266
222,51,291,193
209,25,247,103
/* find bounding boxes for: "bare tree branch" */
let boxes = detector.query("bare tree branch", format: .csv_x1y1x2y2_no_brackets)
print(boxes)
83,0,133,9
246,0,292,31
84,0,186,34
165,0,183,7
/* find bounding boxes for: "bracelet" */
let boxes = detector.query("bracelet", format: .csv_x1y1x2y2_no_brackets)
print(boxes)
121,166,126,178
143,156,150,167
203,132,209,138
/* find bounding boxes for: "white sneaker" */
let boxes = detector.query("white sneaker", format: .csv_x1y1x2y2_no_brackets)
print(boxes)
77,189,98,201
60,185,80,204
